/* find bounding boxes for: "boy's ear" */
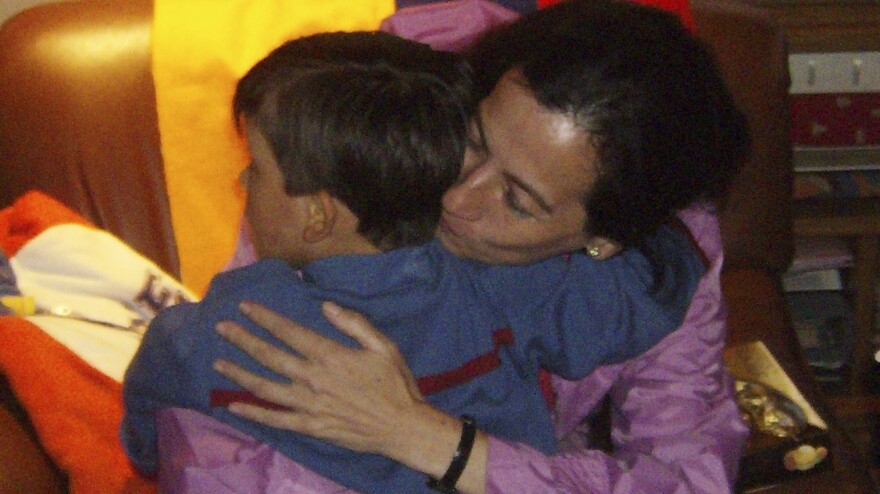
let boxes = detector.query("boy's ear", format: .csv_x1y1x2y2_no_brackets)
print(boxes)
302,190,337,243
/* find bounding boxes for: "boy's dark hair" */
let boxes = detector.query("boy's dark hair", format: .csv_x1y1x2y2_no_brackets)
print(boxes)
233,31,475,250
468,0,749,252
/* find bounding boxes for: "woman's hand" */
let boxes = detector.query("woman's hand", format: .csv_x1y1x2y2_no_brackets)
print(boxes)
213,300,425,455
214,301,489,493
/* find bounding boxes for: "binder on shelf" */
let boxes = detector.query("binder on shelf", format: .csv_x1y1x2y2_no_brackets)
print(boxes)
785,290,854,379
793,146,880,173
784,237,851,293
789,237,853,274
782,269,843,292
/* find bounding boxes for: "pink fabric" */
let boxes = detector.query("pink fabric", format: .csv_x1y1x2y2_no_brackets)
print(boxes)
157,408,350,494
222,221,257,272
379,0,519,52
159,205,748,494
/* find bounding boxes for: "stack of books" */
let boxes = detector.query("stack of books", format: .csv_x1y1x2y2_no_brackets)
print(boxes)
783,236,855,384
788,52,879,200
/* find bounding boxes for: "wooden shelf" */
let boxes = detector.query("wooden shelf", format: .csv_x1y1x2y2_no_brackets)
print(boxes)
756,0,880,482
752,0,880,53
793,198,880,395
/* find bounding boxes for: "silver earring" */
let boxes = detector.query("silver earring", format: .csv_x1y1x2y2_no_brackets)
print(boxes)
587,246,600,258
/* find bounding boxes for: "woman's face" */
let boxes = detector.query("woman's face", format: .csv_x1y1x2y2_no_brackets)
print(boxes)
437,69,599,265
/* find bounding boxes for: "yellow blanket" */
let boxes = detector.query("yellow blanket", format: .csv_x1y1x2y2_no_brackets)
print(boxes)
152,0,395,294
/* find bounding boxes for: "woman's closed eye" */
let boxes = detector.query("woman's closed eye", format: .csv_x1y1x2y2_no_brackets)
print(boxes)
504,186,534,219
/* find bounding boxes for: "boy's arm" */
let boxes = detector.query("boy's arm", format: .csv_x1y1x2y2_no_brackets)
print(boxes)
120,303,198,474
484,234,749,494
483,222,705,379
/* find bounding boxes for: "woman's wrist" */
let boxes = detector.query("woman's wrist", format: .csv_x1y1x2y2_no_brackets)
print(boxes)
382,402,488,494
426,415,476,493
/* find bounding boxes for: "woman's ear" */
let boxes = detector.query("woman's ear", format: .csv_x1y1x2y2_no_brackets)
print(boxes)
585,236,622,260
302,190,337,243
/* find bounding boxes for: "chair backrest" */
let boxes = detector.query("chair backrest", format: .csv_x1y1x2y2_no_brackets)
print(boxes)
692,0,794,273
0,0,793,278
0,0,178,277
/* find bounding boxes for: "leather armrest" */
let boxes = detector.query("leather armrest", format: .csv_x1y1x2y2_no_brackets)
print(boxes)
0,374,66,493
0,0,179,278
722,269,877,491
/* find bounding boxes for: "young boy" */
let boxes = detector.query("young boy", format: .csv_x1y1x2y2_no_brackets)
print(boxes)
122,31,704,494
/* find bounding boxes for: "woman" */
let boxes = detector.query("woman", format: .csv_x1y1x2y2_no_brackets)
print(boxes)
207,1,750,492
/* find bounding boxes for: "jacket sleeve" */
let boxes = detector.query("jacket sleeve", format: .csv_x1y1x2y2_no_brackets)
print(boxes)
484,208,750,494
121,303,199,474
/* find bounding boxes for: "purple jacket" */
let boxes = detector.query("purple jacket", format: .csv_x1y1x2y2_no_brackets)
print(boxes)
155,205,748,493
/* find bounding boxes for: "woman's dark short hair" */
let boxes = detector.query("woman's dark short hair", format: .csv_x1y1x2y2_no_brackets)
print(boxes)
233,31,475,250
468,0,749,252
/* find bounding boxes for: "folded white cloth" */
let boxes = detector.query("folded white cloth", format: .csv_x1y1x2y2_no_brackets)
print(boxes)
10,223,199,380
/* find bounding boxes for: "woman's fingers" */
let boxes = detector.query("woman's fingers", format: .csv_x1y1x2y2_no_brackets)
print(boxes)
322,301,424,400
215,320,305,378
213,358,308,409
225,401,307,431
321,301,394,354
240,301,348,359
212,303,431,456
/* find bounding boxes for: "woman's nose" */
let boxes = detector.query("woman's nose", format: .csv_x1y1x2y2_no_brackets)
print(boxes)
442,164,495,221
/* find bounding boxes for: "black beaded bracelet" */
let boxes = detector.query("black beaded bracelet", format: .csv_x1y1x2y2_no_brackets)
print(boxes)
426,415,477,494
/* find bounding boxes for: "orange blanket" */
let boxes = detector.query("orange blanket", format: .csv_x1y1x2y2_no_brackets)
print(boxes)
0,192,155,493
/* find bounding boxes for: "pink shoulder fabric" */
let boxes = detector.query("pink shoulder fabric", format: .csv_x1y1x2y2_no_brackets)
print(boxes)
221,221,257,272
539,0,693,31
380,0,519,51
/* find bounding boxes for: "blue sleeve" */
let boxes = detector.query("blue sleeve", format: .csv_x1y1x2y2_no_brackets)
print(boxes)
482,225,705,379
120,302,199,474
120,258,310,474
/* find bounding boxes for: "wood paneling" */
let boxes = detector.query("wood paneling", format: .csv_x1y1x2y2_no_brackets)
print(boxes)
754,0,880,52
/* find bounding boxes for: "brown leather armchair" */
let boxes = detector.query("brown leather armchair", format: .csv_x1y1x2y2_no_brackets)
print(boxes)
0,0,875,492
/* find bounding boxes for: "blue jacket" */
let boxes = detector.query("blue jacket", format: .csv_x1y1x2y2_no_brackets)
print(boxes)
122,226,703,494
